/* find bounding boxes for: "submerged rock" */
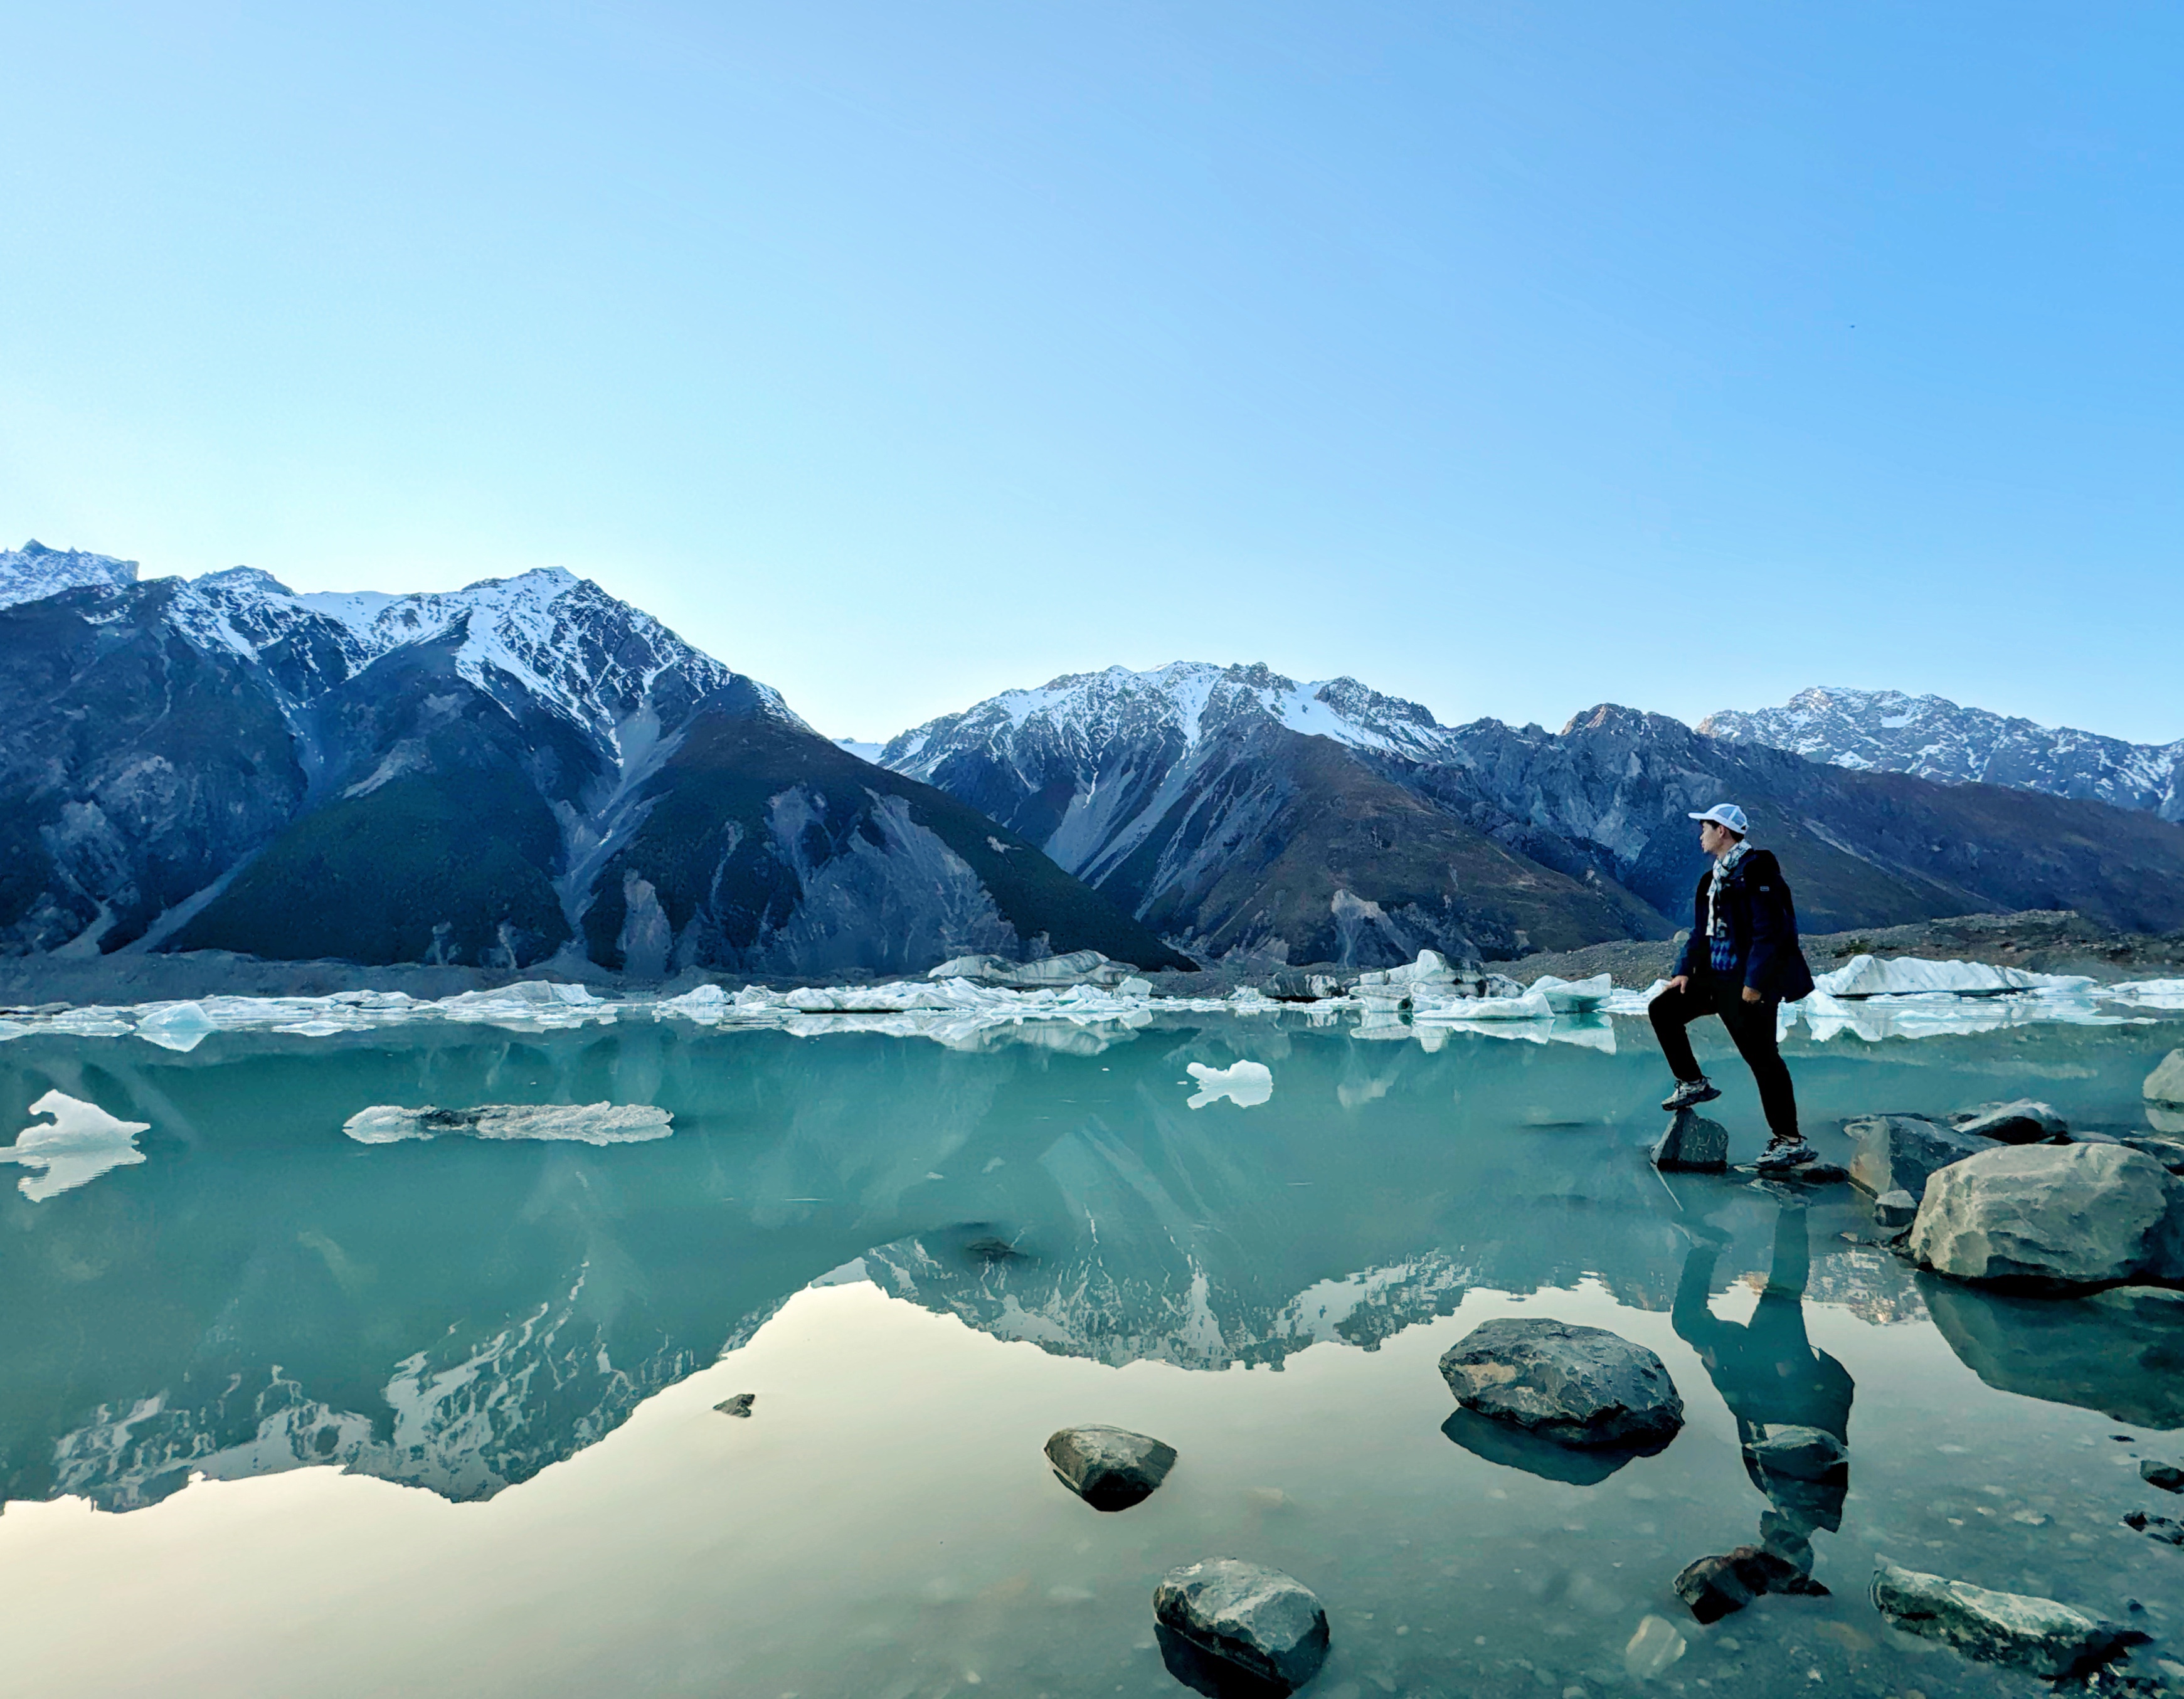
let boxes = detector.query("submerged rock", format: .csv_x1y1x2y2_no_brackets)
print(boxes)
2124,1510,2184,1545
1910,1142,2184,1288
1747,1424,1848,1483
342,1102,674,1146
1623,1614,1687,1680
1439,1317,1684,1449
1153,1559,1329,1695
1846,1113,1988,1202
1951,1099,2068,1143
1673,1545,1828,1623
1652,1110,1728,1173
1872,1558,2140,1678
1441,1407,1652,1485
1044,1425,1177,1511
2146,1050,2184,1106
2143,1459,2184,1493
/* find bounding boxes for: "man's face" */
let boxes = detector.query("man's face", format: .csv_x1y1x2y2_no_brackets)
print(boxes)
1700,820,1736,856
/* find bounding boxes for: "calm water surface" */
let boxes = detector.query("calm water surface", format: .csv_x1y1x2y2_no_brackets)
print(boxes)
2,1010,2181,1698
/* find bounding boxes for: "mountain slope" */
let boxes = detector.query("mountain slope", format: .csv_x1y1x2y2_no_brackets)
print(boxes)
888,667,2184,957
883,663,1668,965
0,548,1181,974
1418,705,2184,936
1700,686,2184,822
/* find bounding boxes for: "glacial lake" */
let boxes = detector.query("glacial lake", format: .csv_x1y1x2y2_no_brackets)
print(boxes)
3,1008,2182,1698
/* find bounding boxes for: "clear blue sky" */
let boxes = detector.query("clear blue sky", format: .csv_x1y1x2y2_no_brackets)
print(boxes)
3,3,2178,743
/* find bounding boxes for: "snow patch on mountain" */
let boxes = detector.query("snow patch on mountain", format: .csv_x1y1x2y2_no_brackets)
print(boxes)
0,541,139,608
1700,686,2184,822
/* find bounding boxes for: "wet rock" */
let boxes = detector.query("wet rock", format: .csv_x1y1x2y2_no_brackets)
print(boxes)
1952,1099,2068,1143
1872,1558,2141,1678
1045,1425,1177,1511
1910,1142,2184,1288
1673,1545,1828,1623
2124,1511,2184,1545
1153,1559,1329,1695
1926,1284,2184,1427
1439,1317,1684,1449
2143,1459,2184,1493
1875,1189,1920,1231
1747,1424,1848,1482
1652,1110,1728,1173
1846,1113,1988,1201
713,1392,755,1417
2145,1051,2184,1106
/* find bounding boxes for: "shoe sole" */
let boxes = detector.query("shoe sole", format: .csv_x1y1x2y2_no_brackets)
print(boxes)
1661,1088,1722,1111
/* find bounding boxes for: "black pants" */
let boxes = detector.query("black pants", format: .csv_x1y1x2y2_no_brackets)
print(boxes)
1650,976,1800,1141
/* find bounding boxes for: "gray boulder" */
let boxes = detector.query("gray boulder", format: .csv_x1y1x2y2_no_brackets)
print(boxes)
1872,1559,2139,1678
1153,1559,1330,1695
1846,1113,1988,1201
2146,1049,2184,1106
1044,1425,1177,1511
1439,1317,1684,1448
2143,1459,2184,1493
1951,1099,2067,1143
1911,1142,2184,1288
1874,1189,1919,1231
1653,1109,1728,1173
2124,1510,2184,1545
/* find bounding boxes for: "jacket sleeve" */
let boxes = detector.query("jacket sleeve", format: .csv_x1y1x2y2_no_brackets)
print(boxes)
1744,852,1794,992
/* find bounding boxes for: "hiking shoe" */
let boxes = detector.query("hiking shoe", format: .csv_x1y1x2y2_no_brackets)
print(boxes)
1661,1077,1722,1112
1755,1138,1818,1172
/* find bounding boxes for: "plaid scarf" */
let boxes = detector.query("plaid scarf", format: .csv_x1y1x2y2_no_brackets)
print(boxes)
1706,840,1749,974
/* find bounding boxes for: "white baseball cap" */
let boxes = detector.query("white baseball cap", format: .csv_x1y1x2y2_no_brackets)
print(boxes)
1688,803,1749,835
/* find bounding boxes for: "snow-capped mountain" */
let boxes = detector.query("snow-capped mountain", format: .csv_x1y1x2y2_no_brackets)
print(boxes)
888,668,2184,956
0,539,139,605
880,662,1659,965
0,546,1183,973
1699,687,2184,823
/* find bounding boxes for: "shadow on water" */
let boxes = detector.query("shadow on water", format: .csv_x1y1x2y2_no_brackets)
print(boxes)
1438,1405,1668,1485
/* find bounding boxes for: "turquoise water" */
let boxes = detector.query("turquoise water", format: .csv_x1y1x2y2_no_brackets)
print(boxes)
1,1012,2181,1698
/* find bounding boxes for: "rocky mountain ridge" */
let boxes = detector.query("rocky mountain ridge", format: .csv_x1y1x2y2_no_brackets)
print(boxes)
0,546,1184,975
1700,686,2184,822
881,665,2184,965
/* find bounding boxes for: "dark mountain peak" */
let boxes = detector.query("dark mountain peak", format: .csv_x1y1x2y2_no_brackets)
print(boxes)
194,565,295,596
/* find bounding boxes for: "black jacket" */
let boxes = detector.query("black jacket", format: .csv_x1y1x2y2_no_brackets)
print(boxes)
1670,847,1816,1002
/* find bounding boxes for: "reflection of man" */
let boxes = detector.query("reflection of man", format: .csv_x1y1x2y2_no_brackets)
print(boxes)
1673,1204,1853,1580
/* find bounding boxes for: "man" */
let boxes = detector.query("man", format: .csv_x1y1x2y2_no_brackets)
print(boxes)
1650,803,1817,1170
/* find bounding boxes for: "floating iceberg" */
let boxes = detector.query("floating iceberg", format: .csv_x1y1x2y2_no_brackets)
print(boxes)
1811,955,2091,998
1185,1060,1273,1109
134,1000,218,1052
0,1091,151,1200
342,1103,674,1145
1528,973,1613,1014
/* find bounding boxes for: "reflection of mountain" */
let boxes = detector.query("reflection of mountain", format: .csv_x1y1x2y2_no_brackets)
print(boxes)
1,1017,2134,1513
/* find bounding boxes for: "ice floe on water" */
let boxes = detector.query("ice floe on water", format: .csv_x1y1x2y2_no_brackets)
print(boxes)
1184,1060,1274,1109
0,953,2179,1057
0,1091,151,1200
343,1103,674,1145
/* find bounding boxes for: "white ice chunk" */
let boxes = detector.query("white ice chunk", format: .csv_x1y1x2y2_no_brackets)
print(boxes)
1811,954,2092,998
1528,973,1613,1013
2104,978,2184,1011
342,1102,672,1145
134,1000,218,1051
0,1091,151,1200
1185,1059,1274,1109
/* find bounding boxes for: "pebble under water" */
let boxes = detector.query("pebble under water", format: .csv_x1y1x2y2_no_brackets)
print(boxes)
1,1007,2181,1699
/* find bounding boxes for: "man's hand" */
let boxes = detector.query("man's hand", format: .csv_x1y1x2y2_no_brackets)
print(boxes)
1741,985,1763,1003
1667,976,1689,993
